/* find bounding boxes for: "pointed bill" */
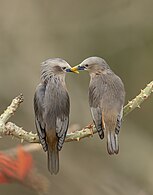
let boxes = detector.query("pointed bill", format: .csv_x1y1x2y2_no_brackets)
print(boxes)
66,66,79,74
70,66,80,74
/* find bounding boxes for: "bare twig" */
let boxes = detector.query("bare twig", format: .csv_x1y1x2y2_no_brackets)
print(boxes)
5,122,39,142
0,81,152,143
0,94,23,123
123,81,153,116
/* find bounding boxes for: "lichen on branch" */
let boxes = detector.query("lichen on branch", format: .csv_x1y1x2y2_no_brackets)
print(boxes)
0,81,152,143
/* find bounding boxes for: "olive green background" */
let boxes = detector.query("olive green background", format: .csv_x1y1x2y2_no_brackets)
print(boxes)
0,0,153,194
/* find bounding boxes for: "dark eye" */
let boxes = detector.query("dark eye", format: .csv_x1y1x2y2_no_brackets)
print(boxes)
85,64,89,67
62,67,67,70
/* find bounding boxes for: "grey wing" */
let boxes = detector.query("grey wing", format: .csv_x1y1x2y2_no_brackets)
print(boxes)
56,116,69,151
34,83,47,151
90,107,104,139
115,107,123,135
89,77,107,139
56,91,70,151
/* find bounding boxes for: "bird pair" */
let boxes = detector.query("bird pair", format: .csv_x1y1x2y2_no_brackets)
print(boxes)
34,57,125,175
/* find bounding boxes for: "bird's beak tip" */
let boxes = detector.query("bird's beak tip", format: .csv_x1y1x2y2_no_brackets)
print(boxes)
70,66,80,74
66,68,79,74
66,65,85,73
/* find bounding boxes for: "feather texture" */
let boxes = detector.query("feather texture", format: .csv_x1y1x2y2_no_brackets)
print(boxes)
34,58,70,174
81,57,125,155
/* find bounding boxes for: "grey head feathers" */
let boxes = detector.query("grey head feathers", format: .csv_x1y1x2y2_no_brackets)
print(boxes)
34,57,71,174
80,56,110,73
79,56,125,155
41,58,71,82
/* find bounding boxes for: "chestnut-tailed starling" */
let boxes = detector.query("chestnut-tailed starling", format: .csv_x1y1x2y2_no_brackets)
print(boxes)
34,58,78,174
71,57,125,155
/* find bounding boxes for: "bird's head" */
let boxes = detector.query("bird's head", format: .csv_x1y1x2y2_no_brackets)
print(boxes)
41,58,79,81
70,57,110,74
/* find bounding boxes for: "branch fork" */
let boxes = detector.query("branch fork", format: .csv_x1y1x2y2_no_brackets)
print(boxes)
0,81,152,143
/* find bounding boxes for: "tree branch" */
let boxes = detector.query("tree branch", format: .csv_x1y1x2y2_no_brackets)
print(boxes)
0,81,153,143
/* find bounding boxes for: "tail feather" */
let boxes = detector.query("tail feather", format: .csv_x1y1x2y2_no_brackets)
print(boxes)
47,146,59,175
107,131,119,155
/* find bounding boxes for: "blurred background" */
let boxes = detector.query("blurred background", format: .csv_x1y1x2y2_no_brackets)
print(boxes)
0,0,153,194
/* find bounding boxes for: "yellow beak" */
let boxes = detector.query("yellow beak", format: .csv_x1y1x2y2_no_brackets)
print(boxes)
70,66,79,74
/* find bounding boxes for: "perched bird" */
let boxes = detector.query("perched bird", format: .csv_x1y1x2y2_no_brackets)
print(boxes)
71,57,125,154
34,58,78,174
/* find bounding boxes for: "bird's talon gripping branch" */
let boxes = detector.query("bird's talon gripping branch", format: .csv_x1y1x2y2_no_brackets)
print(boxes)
75,57,125,155
0,63,152,160
34,58,75,174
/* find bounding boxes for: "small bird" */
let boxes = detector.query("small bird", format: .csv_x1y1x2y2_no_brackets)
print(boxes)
71,57,125,154
34,58,78,174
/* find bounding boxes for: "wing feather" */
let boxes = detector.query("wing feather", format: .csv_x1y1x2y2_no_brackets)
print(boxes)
89,77,107,139
34,83,47,151
56,115,69,151
90,107,104,139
